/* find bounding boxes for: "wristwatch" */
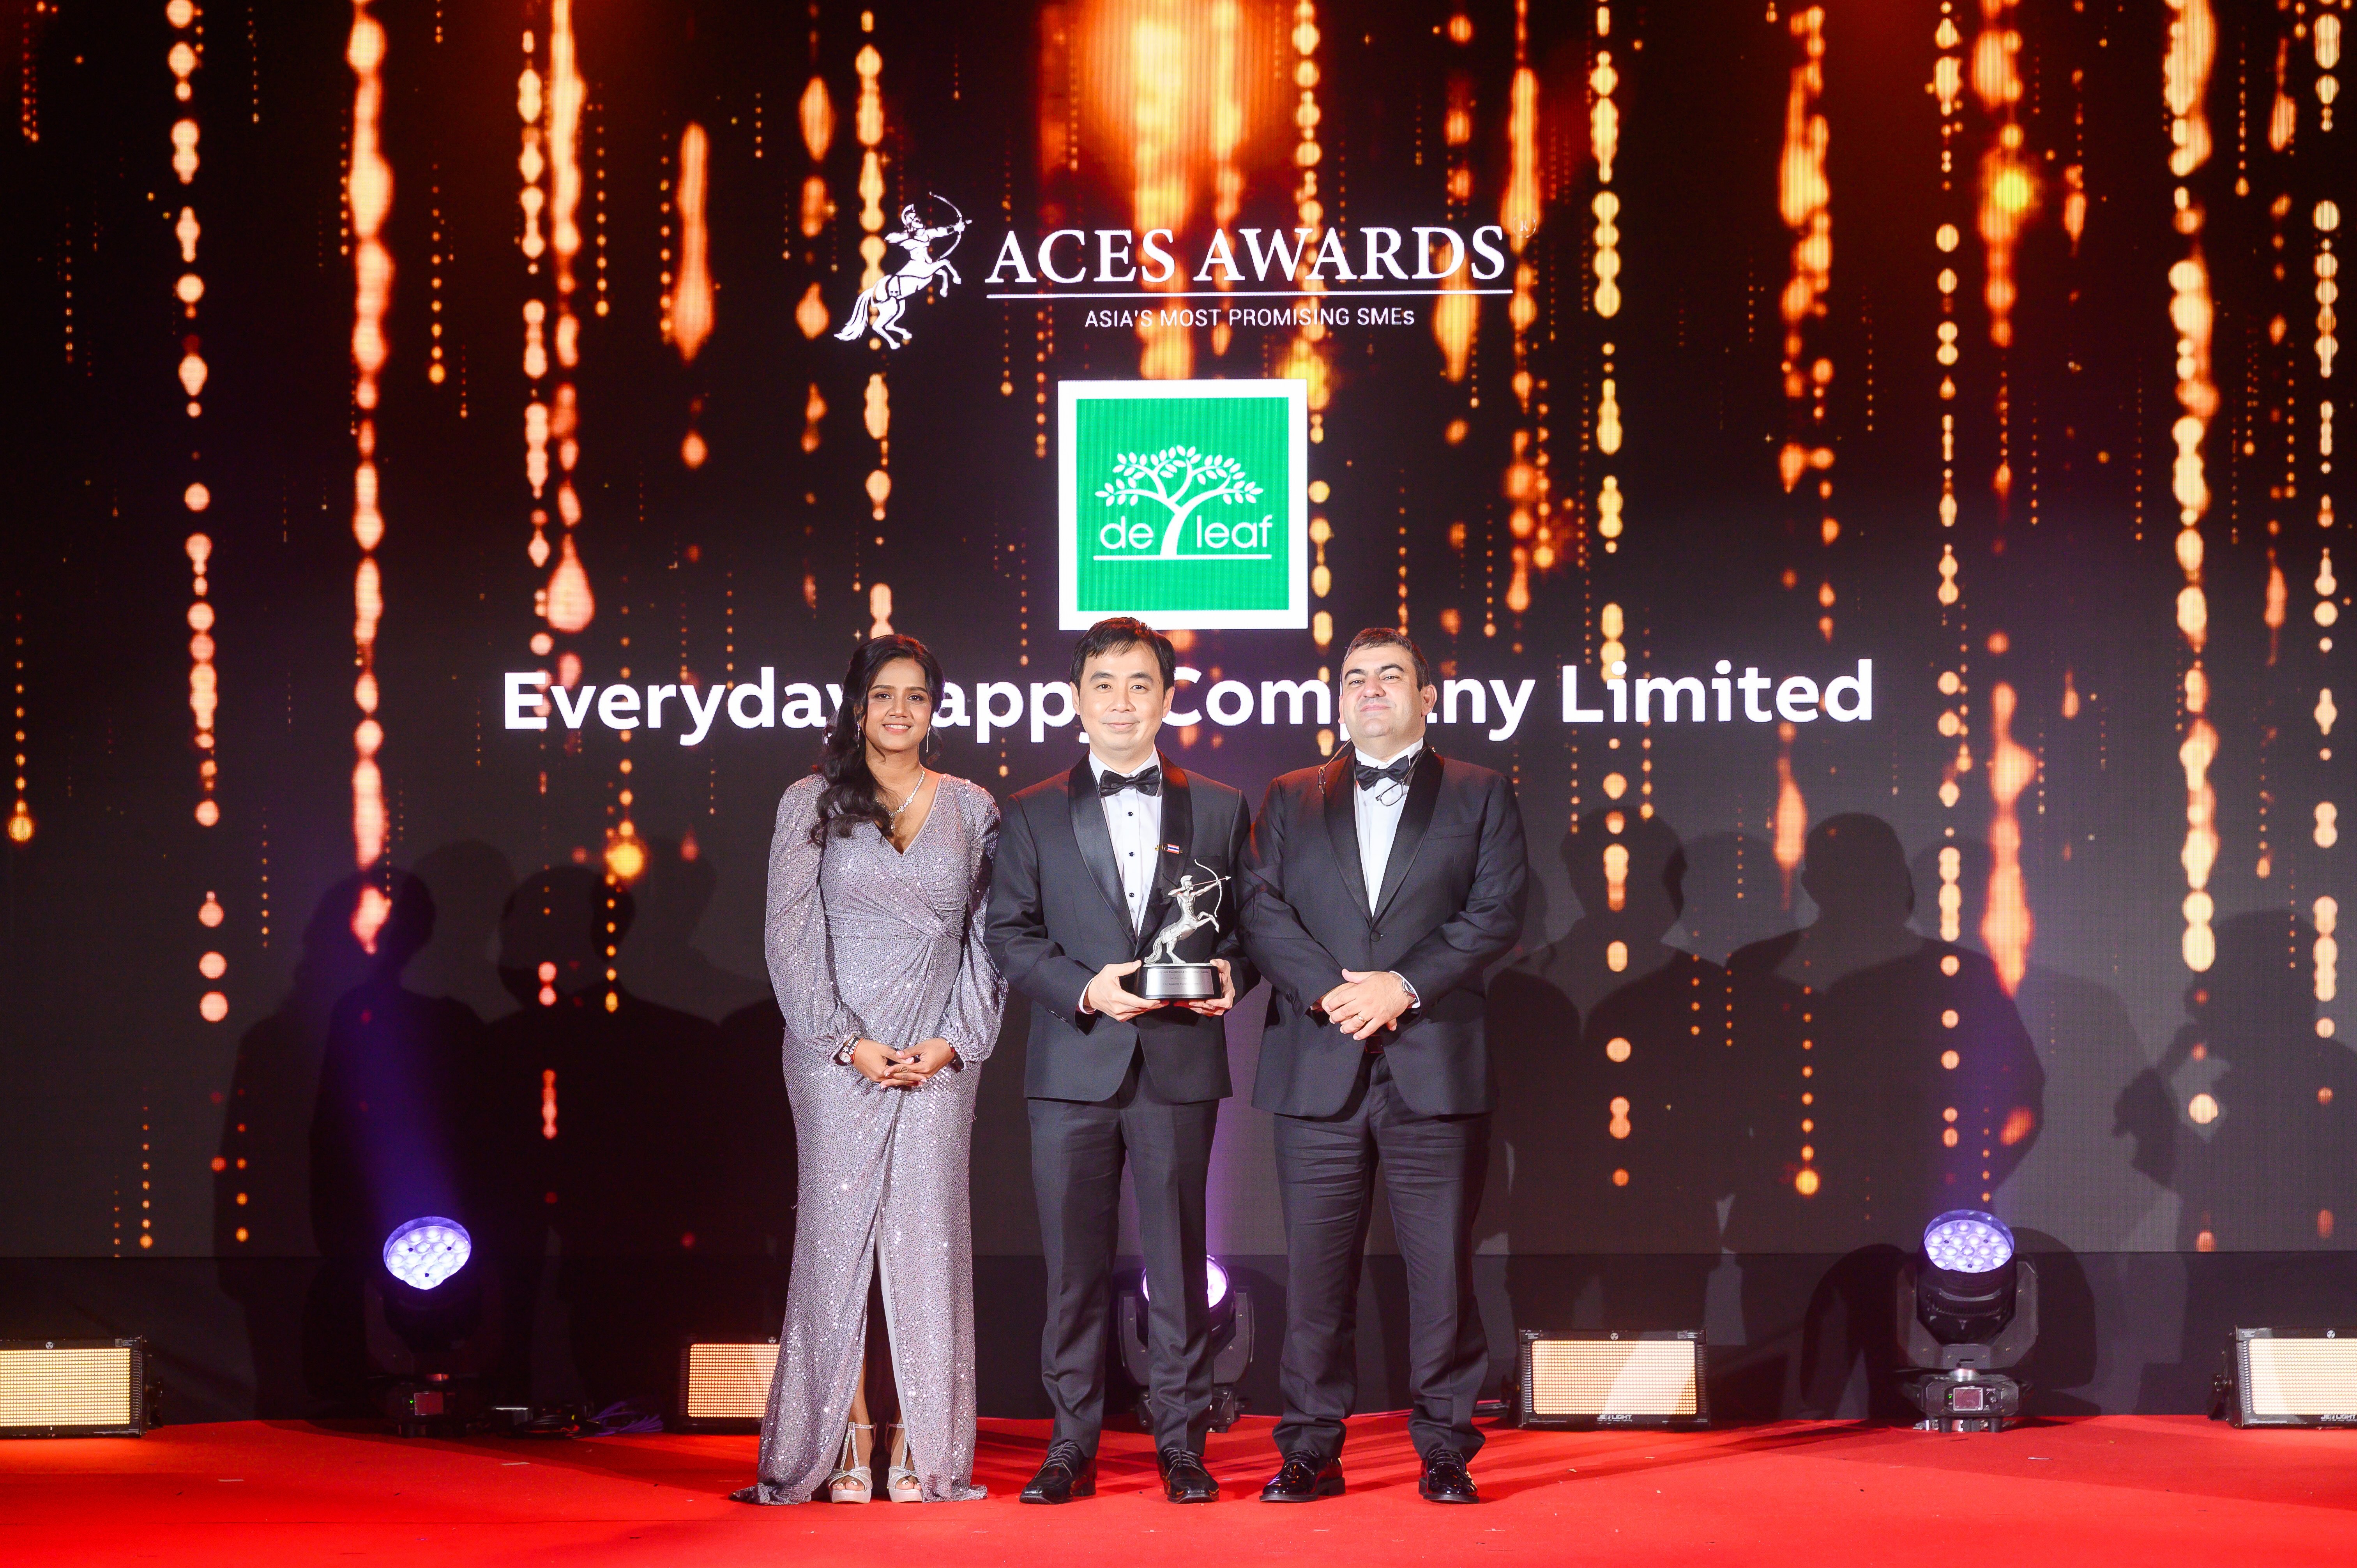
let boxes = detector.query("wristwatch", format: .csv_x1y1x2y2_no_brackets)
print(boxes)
1390,971,1421,1009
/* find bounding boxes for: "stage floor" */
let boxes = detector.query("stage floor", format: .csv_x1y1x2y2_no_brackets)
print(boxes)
2,1413,2351,1565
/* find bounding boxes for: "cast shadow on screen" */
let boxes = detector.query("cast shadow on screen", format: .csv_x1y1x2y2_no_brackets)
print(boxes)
625,836,772,1023
2134,909,2354,1252
211,868,518,1415
1675,830,1796,965
2131,910,2355,1408
1723,814,2046,1254
1908,839,2163,1254
2100,908,2354,1416
479,865,789,1414
1711,815,2045,1414
1757,1231,2099,1421
212,871,415,1417
223,859,793,1419
403,841,517,1025
1488,809,1733,1335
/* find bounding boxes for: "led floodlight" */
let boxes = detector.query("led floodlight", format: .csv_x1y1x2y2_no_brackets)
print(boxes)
0,1339,152,1438
2212,1328,2357,1428
677,1340,781,1432
1511,1330,1709,1430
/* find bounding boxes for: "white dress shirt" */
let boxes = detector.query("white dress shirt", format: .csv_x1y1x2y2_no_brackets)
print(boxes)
1090,750,1165,934
1353,738,1424,1014
1077,751,1165,1018
1353,738,1423,913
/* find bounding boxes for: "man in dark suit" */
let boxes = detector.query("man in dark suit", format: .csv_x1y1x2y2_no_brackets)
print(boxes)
1241,627,1528,1504
986,617,1257,1505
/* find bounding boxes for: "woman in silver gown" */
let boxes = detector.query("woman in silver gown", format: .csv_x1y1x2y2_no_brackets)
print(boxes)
733,635,1005,1504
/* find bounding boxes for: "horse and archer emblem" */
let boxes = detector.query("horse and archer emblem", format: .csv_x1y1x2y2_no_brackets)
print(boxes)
1142,866,1228,969
834,194,966,348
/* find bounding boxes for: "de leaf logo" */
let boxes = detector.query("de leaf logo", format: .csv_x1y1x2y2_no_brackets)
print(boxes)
1094,448,1267,558
1059,380,1308,630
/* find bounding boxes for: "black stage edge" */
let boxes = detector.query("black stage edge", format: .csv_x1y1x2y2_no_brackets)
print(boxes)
7,1251,2355,1426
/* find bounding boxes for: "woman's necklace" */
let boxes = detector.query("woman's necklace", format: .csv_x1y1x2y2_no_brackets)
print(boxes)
881,770,925,821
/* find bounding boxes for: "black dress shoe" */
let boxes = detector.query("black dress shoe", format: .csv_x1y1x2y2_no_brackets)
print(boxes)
1158,1447,1219,1503
1020,1441,1095,1504
1418,1447,1479,1504
1259,1452,1344,1502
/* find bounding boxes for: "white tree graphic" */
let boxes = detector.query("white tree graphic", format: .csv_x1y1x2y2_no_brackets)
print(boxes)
1094,446,1265,556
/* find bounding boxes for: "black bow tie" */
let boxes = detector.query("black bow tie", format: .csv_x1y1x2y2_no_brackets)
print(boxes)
1098,765,1162,798
1353,752,1417,791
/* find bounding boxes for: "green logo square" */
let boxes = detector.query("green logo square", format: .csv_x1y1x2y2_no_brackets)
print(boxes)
1059,379,1308,630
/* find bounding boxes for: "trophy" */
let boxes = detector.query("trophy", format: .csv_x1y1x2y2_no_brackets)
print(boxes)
1134,864,1230,1002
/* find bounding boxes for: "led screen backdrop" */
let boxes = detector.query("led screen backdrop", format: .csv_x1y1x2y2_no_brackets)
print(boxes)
1,0,2350,1321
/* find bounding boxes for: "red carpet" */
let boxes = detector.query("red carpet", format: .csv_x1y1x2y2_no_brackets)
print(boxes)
2,1414,2351,1566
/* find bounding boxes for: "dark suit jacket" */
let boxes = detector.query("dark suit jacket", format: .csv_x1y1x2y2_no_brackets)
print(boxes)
1242,745,1528,1118
986,755,1258,1104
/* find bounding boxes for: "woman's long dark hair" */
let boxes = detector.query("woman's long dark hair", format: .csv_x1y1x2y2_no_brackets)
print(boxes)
809,634,945,844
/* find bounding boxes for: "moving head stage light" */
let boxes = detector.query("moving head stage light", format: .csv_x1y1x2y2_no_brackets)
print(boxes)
1898,1210,2039,1432
1510,1331,1709,1430
2212,1328,2357,1429
1121,1257,1255,1432
369,1216,501,1436
383,1217,471,1290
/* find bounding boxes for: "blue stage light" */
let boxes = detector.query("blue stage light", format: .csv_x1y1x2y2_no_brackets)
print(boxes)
1900,1209,2036,1430
1140,1256,1230,1309
1123,1256,1254,1432
382,1217,472,1291
1922,1210,2014,1275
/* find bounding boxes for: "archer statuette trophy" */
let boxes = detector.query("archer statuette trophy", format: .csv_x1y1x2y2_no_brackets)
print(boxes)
1134,865,1229,1002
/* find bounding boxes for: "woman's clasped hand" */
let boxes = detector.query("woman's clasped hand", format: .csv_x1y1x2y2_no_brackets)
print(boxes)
848,1036,958,1087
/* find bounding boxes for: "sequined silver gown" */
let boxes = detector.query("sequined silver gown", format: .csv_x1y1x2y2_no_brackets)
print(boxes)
734,773,1005,1504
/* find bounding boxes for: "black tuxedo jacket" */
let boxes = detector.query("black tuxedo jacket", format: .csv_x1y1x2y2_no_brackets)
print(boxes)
1242,745,1528,1118
986,756,1257,1104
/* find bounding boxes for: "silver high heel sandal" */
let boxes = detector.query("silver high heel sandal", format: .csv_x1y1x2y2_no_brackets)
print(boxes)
885,1422,921,1502
827,1421,874,1503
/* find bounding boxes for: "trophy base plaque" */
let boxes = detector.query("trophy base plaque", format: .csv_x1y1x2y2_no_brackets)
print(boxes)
1136,963,1219,1002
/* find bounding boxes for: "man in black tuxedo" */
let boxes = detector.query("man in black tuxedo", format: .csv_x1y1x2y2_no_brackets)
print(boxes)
1241,627,1528,1504
986,617,1257,1505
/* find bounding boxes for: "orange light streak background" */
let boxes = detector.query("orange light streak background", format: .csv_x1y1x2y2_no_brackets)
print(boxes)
346,2,390,952
2168,0,2218,976
0,0,2349,1273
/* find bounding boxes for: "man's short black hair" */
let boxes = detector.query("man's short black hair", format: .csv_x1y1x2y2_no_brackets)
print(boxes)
1068,616,1177,689
1339,625,1433,690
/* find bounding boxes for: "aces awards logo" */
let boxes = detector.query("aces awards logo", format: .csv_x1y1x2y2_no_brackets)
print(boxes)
1058,379,1308,630
834,195,968,348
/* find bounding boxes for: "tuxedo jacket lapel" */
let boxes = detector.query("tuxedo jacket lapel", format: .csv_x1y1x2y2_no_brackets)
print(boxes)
1064,760,1130,933
1320,750,1371,918
1137,756,1193,954
1373,744,1444,918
